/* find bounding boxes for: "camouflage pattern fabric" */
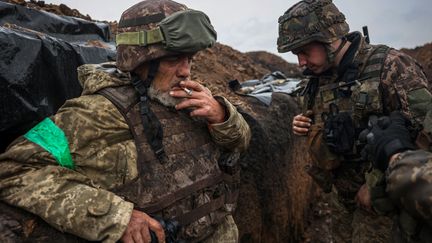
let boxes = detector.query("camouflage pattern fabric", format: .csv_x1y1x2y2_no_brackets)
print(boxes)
302,31,431,242
277,0,349,53
202,215,238,243
0,62,250,242
380,49,432,127
97,83,243,241
387,150,432,242
116,0,188,72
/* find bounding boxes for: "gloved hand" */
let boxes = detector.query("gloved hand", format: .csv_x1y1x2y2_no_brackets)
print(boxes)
359,111,416,171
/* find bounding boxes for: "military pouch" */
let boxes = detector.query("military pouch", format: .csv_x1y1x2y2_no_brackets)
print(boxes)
322,111,355,155
351,79,382,118
307,124,341,170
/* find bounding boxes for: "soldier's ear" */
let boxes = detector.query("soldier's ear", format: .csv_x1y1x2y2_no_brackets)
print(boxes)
133,63,150,78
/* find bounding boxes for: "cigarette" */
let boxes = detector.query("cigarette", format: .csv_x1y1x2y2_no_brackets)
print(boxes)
182,87,193,96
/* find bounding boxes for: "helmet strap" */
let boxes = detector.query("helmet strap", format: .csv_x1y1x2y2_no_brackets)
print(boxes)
131,60,166,162
326,37,347,65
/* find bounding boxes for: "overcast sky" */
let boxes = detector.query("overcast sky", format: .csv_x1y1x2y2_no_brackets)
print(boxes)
44,0,432,63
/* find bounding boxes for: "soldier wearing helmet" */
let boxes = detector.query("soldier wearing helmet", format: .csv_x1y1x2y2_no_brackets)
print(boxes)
278,0,432,242
0,0,250,242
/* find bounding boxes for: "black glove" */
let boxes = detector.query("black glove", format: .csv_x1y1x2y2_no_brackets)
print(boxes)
359,111,416,171
150,218,182,243
323,103,355,155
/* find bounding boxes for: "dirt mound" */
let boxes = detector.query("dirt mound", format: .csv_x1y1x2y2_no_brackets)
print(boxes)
191,43,272,114
247,51,304,78
401,42,432,80
4,0,92,20
3,0,119,39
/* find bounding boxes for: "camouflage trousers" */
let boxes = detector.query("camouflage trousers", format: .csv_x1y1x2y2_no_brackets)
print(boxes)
202,215,238,243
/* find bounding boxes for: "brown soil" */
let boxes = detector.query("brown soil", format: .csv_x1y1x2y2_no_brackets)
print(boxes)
401,42,432,80
4,0,92,20
192,43,271,115
246,51,304,78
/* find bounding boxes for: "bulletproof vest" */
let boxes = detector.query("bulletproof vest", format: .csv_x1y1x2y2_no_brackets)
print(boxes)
98,85,239,242
305,44,391,127
303,39,390,207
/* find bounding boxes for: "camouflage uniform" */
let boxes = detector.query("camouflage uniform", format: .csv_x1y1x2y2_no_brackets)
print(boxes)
302,30,432,243
0,61,250,242
386,109,432,242
278,0,432,242
386,150,432,242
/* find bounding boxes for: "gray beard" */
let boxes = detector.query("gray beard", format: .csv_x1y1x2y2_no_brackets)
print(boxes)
147,84,182,108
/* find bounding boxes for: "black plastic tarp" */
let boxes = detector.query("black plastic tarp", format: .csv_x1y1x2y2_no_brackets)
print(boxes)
0,2,111,42
0,3,116,152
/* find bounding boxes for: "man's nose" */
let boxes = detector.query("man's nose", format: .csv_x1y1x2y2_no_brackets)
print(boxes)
297,54,307,67
176,57,191,78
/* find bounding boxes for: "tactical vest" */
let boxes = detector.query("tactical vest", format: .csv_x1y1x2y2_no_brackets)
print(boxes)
98,85,239,242
303,41,391,208
305,44,391,126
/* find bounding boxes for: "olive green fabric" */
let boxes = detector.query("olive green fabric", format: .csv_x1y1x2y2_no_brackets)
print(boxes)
407,88,432,122
116,28,164,46
159,9,216,52
425,109,432,135
116,10,216,53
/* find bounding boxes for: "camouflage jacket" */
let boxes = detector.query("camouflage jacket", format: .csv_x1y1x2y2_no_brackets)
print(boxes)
303,32,431,206
386,108,432,241
0,62,251,242
386,149,432,241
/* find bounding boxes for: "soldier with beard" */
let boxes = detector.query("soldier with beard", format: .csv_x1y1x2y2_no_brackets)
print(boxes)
0,0,250,242
278,0,431,242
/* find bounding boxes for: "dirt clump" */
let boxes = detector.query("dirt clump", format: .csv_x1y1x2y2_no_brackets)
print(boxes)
4,0,92,20
401,42,432,80
247,51,304,78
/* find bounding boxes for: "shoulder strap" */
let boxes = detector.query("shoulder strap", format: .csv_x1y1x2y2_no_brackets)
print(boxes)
302,77,320,112
353,44,391,114
97,85,147,172
359,44,391,80
97,85,139,116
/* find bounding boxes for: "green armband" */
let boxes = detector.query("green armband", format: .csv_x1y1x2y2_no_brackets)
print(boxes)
24,118,74,169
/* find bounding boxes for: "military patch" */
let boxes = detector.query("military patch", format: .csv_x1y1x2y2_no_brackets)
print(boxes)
321,89,336,103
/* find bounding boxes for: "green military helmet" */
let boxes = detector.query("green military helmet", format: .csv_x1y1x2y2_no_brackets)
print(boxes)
116,0,217,72
277,0,349,53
